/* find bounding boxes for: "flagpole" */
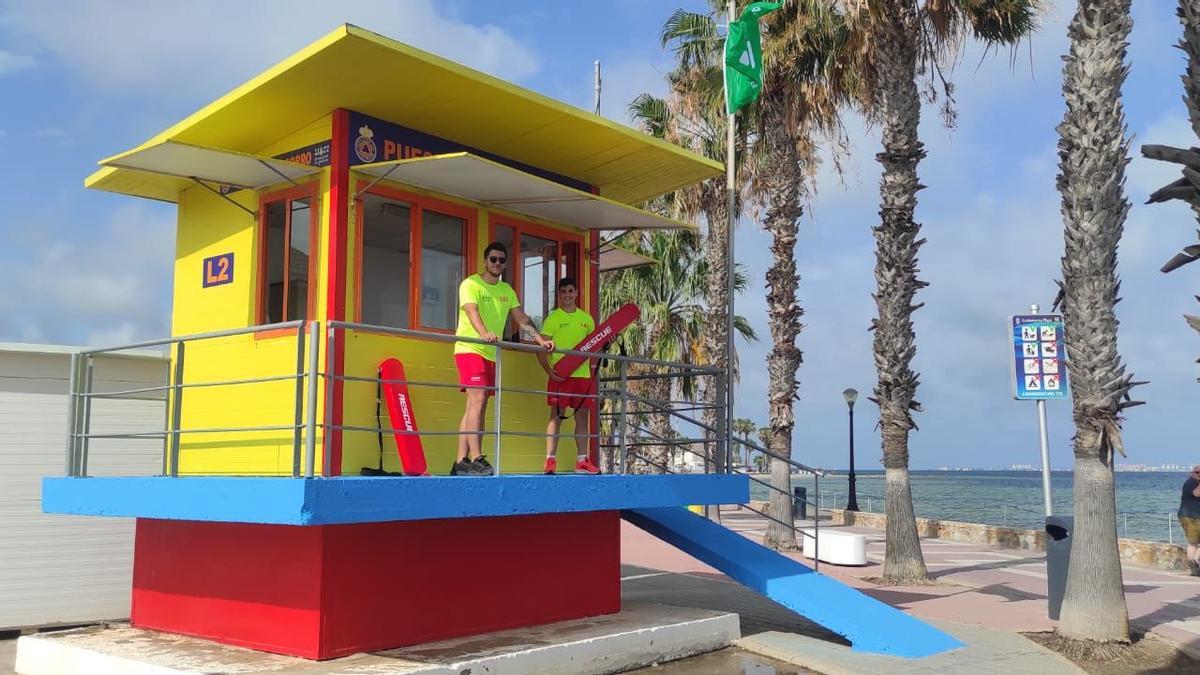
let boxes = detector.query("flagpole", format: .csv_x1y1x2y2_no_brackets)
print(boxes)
724,0,737,475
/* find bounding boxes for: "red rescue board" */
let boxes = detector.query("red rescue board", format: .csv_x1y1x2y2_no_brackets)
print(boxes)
380,358,428,476
551,303,640,380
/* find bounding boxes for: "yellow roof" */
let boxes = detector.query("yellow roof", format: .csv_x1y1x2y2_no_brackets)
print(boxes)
87,24,721,205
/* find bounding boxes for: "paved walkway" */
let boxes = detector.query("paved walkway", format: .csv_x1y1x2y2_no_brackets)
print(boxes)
621,508,1200,660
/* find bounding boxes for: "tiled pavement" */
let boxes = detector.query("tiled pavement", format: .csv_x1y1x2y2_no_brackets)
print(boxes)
621,508,1200,658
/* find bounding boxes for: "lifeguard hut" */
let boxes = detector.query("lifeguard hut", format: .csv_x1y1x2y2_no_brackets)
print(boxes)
40,24,960,666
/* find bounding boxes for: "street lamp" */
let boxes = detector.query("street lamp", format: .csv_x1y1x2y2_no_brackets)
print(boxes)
842,388,860,512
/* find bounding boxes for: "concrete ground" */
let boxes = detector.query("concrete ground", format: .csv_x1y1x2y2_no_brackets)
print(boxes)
9,507,1195,674
622,508,1200,663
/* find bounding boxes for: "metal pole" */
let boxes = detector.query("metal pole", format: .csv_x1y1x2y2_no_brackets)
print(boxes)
724,1,737,478
1031,303,1054,517
618,360,629,474
814,471,820,573
292,322,307,477
304,321,320,478
1168,513,1174,545
493,344,503,475
79,355,94,477
1123,512,1128,538
323,325,337,477
168,342,186,477
65,352,80,476
593,60,602,115
847,404,859,510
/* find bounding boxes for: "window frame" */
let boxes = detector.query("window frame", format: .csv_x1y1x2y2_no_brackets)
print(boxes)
255,182,320,333
489,214,586,338
353,182,477,336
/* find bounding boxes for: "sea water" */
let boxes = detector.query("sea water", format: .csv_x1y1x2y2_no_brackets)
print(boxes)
747,470,1190,543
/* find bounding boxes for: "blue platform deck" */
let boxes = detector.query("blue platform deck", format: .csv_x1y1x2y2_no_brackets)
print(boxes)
42,474,747,525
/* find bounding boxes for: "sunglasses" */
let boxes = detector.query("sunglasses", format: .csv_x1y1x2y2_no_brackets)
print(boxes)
488,256,507,264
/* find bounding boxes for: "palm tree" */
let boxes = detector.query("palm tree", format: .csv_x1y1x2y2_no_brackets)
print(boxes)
843,0,1038,585
1055,0,1140,645
732,417,757,467
600,227,756,473
660,0,862,550
656,8,751,485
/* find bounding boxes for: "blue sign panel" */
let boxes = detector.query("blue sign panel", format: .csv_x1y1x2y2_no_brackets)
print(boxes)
1010,314,1069,400
275,140,331,167
345,110,593,193
202,253,234,288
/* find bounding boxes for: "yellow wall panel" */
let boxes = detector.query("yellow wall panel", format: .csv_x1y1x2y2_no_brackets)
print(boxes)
340,330,568,476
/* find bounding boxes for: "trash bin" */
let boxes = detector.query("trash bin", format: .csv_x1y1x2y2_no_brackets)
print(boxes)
1045,515,1073,620
793,486,808,520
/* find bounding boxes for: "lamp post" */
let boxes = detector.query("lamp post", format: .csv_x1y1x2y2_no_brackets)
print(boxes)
843,388,860,512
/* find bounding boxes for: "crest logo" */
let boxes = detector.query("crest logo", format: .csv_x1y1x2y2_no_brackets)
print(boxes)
354,125,377,163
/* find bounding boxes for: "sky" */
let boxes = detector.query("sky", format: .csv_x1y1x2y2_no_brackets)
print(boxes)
0,1,1197,471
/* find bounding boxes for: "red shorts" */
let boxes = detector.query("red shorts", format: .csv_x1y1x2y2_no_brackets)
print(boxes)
455,353,495,395
548,377,595,411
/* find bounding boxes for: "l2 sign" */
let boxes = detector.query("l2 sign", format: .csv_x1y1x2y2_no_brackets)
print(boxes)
1010,314,1069,400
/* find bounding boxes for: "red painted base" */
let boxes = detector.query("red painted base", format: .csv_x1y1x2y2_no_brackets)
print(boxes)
131,511,621,660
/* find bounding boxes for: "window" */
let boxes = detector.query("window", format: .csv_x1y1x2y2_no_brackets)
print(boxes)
360,196,412,328
492,219,582,340
357,186,471,332
260,188,315,324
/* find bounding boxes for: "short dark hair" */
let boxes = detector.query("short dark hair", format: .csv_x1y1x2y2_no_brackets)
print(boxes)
558,276,577,290
484,241,507,258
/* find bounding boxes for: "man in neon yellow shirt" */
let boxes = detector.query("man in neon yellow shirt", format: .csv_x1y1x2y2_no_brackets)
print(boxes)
537,277,601,475
453,241,552,476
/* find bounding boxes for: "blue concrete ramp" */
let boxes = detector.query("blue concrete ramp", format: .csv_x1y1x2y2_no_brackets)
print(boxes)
622,507,963,659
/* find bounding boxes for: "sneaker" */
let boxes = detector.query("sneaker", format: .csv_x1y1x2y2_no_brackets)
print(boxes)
451,459,474,476
544,457,557,474
472,455,495,476
574,458,600,475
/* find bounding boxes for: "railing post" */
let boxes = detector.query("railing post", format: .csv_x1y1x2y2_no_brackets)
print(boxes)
618,360,628,475
814,471,820,573
79,354,95,477
292,322,307,477
493,343,503,475
64,352,80,476
304,321,320,478
1123,512,1128,538
1003,505,1007,528
1168,513,1174,545
323,325,337,477
168,342,186,477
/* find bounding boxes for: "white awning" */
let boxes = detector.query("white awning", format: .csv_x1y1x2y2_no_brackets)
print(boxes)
598,244,657,272
354,153,692,231
99,140,320,193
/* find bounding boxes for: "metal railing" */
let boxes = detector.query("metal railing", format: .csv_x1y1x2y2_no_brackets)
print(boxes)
810,489,1186,546
65,319,728,480
66,320,319,478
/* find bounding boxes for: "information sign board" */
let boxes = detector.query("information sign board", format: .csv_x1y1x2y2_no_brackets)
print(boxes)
1010,314,1070,400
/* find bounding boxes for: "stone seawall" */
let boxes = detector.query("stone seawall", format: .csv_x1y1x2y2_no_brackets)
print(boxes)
745,500,1188,570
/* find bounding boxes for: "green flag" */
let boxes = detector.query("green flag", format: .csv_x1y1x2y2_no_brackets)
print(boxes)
724,1,782,115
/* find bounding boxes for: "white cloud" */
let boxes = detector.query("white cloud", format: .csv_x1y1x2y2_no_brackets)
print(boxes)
1,202,175,347
0,48,33,74
0,0,541,100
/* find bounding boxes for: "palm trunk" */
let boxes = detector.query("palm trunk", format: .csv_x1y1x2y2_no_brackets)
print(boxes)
1056,0,1136,643
702,186,730,516
872,0,928,585
762,121,804,551
645,325,673,474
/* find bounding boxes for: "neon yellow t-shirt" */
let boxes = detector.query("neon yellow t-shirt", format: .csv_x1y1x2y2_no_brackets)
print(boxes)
541,307,596,378
454,274,520,360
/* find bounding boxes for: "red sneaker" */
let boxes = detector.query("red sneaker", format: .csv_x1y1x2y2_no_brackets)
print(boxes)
574,458,600,475
543,457,557,474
